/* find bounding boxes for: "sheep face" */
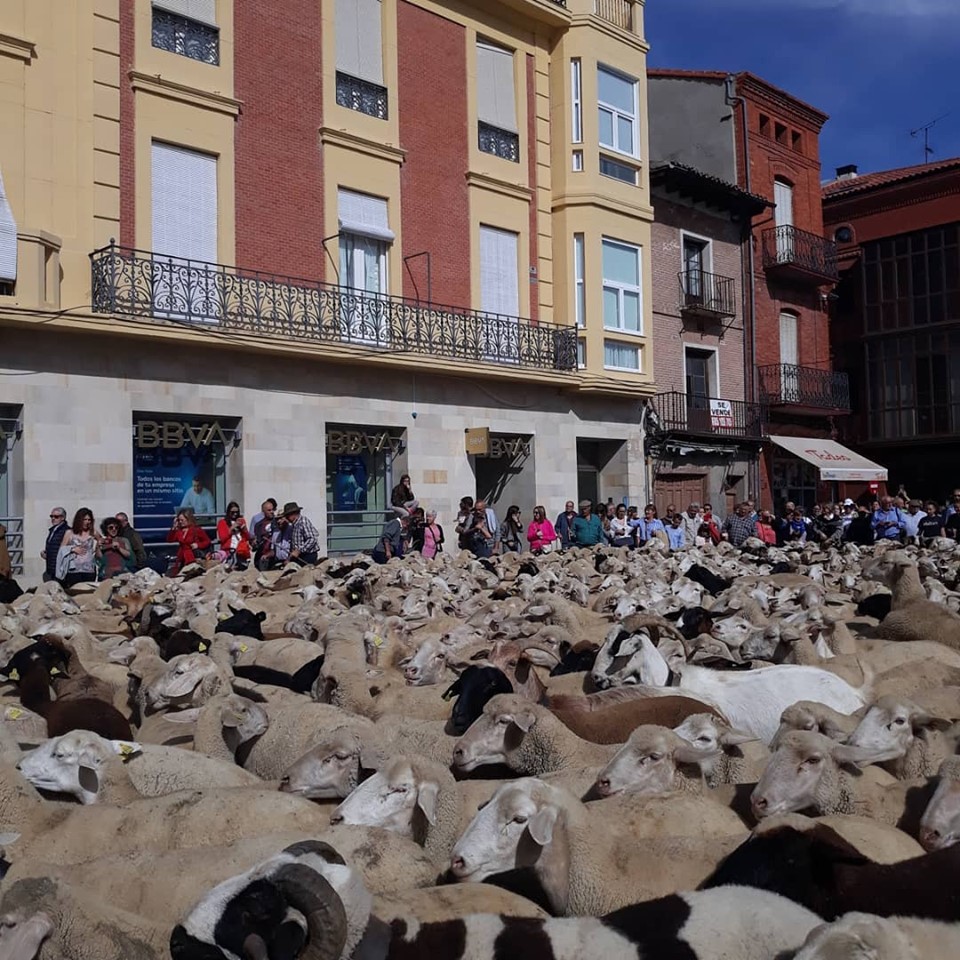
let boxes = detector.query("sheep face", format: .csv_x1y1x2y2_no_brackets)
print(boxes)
673,714,756,758
145,654,219,711
709,616,754,649
279,731,373,800
449,779,558,881
400,638,449,686
0,911,53,960
451,695,536,773
793,913,913,960
329,759,438,839
750,731,871,820
443,666,513,735
846,697,947,765
219,695,270,745
594,726,708,798
16,732,141,804
919,758,960,851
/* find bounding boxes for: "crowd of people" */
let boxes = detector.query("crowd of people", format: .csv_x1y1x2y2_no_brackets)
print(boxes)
14,483,960,594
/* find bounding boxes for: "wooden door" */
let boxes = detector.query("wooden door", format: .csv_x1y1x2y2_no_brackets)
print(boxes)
654,474,706,517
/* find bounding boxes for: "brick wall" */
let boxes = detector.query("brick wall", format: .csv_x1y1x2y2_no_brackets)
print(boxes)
119,0,135,248
650,196,745,401
234,0,324,279
398,1,470,307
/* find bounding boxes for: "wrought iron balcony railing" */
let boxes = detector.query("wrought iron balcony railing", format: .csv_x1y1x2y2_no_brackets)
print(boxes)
335,72,388,120
654,392,765,440
678,269,736,319
151,8,219,65
90,243,578,372
594,0,634,30
759,364,851,411
762,225,838,283
478,122,520,163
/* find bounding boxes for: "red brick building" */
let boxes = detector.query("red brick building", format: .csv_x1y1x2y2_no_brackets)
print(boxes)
823,158,960,498
649,70,862,510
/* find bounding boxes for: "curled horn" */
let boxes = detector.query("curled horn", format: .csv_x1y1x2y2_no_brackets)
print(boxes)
272,863,348,960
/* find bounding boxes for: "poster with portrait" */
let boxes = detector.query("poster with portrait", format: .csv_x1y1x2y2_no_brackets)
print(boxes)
133,445,220,541
332,455,369,511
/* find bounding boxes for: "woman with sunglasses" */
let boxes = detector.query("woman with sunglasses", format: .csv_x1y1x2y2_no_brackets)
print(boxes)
98,516,134,579
216,501,252,570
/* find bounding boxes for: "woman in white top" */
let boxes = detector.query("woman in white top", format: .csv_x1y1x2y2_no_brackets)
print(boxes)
608,503,633,548
58,507,101,588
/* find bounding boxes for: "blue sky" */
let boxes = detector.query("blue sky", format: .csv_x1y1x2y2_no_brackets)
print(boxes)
645,0,960,181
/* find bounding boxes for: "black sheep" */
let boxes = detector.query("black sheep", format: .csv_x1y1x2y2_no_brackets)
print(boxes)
684,564,732,597
856,594,892,621
442,665,513,734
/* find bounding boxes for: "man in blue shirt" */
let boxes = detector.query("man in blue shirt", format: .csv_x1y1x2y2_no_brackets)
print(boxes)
572,500,604,547
872,495,906,541
666,514,686,550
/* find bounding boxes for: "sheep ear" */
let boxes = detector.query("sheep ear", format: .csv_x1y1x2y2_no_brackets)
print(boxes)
416,781,440,826
78,765,100,797
673,740,716,764
527,805,558,846
359,745,384,771
441,679,462,702
831,742,883,766
512,710,537,733
912,710,953,733
470,649,491,661
165,708,202,725
108,740,142,760
719,727,758,747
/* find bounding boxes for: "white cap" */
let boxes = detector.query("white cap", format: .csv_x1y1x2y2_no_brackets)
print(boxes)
842,498,855,506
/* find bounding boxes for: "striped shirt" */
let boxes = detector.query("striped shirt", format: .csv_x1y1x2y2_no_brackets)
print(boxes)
290,514,319,554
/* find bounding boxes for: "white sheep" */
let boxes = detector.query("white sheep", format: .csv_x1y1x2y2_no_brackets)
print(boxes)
795,912,960,960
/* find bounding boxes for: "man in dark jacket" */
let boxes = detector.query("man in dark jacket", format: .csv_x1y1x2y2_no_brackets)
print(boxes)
555,501,578,550
115,512,148,569
844,505,875,546
41,507,69,581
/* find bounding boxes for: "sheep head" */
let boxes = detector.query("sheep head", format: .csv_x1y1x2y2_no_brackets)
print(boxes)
793,913,916,960
845,695,952,766
0,911,53,960
594,725,710,798
279,727,380,800
451,694,539,773
16,731,142,804
919,756,960,852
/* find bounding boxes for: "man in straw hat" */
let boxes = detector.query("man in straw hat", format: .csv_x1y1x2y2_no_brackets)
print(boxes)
282,501,320,565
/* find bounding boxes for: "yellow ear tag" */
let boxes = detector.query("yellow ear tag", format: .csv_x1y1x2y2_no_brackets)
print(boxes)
198,643,208,652
118,743,137,762
5,708,22,720
373,635,383,648
8,669,18,681
218,612,229,622
50,667,61,676
239,643,248,653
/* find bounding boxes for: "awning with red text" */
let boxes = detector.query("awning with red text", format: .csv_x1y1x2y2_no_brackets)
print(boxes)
768,436,888,482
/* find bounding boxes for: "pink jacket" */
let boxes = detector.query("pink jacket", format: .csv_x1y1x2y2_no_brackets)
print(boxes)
526,519,557,550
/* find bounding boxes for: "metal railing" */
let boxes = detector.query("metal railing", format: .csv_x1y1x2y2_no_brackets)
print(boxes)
90,243,578,372
594,0,633,30
327,509,394,557
654,392,764,439
0,517,23,576
758,364,851,410
762,225,838,282
478,122,520,163
151,8,219,65
335,72,388,120
678,269,736,318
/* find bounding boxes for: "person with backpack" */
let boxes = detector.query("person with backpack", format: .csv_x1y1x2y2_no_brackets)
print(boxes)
872,495,906,542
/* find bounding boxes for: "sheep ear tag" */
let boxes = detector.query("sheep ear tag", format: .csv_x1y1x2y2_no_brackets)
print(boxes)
239,644,248,653
110,740,142,763
373,635,383,648
218,613,230,622
4,707,22,720
198,643,208,652
7,669,18,682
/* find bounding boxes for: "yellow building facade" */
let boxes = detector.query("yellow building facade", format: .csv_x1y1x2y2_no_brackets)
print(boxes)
0,0,655,577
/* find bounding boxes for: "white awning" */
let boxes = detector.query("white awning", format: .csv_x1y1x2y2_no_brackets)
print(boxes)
768,435,888,482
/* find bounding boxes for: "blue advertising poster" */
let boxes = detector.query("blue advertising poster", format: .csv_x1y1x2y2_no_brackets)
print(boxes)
333,455,368,510
133,446,219,541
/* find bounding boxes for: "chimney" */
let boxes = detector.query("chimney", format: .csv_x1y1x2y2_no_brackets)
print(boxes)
835,164,858,181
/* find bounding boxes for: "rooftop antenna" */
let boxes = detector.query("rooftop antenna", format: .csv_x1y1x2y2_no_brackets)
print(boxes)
910,113,949,163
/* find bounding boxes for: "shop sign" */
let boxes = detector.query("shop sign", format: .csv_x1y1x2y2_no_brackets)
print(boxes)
709,400,734,429
135,420,229,450
464,427,490,457
490,436,531,459
325,430,403,456
803,447,852,463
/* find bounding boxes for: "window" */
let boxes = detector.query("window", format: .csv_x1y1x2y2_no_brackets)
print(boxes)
572,150,584,171
602,238,641,334
480,225,520,362
151,142,219,321
599,155,637,184
577,338,586,369
597,65,637,157
573,234,585,328
684,347,717,398
151,1,219,65
773,178,795,261
604,340,640,371
681,234,711,299
791,130,803,153
779,310,799,399
759,114,770,138
0,163,16,294
571,59,583,143
477,41,519,162
336,0,387,119
338,188,393,343
775,122,787,145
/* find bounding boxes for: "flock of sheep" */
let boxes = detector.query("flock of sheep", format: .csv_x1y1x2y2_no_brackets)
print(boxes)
0,531,959,959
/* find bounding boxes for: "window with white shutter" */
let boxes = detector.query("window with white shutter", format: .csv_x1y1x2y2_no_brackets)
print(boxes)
151,1,219,65
0,164,17,293
338,188,391,344
151,142,219,321
477,40,519,163
336,0,387,119
480,225,520,363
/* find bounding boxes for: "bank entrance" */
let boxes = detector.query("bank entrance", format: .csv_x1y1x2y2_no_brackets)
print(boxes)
0,405,23,574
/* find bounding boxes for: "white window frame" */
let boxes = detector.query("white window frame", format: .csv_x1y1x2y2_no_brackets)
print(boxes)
603,339,640,372
683,343,720,398
572,149,584,172
479,224,521,363
680,230,713,299
597,64,639,159
152,0,218,27
573,233,586,328
570,59,583,144
577,338,586,370
601,237,643,336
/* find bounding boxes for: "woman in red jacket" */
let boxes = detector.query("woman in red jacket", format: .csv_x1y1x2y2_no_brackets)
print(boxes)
216,501,252,570
167,509,212,574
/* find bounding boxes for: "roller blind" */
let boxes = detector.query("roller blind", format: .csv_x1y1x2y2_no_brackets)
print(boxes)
0,165,16,283
152,0,217,26
477,40,517,133
336,0,383,85
338,188,394,243
480,226,519,317
151,142,218,264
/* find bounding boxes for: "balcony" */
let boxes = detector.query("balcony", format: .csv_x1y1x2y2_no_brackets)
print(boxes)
335,72,388,120
678,269,737,320
759,364,851,412
594,0,635,30
654,392,765,440
762,225,838,283
89,244,578,373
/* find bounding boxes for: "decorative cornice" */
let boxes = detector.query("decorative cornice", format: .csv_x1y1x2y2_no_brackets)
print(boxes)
319,127,406,166
129,71,242,117
0,32,35,63
570,14,649,53
552,190,655,221
465,171,534,202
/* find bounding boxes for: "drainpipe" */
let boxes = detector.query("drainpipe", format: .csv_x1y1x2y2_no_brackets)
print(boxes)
725,75,761,502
